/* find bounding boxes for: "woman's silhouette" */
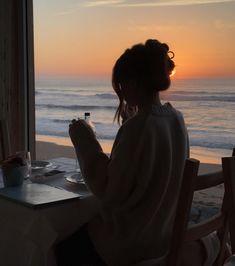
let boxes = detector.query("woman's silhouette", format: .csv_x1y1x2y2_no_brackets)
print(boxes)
57,39,189,265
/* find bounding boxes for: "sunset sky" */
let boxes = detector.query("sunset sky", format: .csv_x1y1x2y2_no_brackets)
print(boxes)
33,0,235,79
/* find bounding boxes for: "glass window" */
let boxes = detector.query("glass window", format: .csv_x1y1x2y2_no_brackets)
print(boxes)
33,0,235,164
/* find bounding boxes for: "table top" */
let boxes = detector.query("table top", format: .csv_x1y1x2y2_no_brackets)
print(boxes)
0,157,89,208
0,183,81,209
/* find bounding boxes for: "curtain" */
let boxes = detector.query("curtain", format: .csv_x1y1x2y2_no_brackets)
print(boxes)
0,0,35,158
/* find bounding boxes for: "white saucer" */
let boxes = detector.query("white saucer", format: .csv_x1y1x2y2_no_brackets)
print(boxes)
31,160,52,171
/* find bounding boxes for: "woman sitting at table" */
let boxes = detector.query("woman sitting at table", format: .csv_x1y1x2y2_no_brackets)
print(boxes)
56,39,190,266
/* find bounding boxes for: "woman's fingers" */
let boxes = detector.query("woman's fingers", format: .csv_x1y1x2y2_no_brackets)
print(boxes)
69,119,95,139
71,117,81,123
69,118,81,127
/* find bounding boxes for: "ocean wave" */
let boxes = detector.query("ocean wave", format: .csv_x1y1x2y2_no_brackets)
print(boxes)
52,119,72,124
36,129,116,140
164,90,235,96
36,104,116,111
188,128,235,135
161,94,235,102
36,91,82,98
37,117,119,140
36,90,117,99
189,139,234,150
95,93,117,99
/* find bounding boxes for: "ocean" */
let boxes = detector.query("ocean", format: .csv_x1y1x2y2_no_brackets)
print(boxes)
35,77,235,160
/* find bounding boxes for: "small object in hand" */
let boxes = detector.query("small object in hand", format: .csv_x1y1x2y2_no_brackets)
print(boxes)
84,112,96,133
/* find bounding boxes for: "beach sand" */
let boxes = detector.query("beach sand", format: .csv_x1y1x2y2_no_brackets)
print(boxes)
36,135,222,173
36,135,112,160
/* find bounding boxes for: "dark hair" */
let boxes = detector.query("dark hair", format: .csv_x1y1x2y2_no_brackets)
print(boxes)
112,39,175,124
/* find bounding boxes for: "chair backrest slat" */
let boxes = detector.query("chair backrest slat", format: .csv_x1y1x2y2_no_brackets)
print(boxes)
167,159,199,266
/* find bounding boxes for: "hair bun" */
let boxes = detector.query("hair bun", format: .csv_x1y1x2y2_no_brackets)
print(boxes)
145,39,169,53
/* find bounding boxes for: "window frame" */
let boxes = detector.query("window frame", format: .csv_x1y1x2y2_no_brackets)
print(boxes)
24,0,36,158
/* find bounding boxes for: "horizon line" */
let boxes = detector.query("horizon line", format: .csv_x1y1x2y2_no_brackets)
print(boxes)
34,74,235,81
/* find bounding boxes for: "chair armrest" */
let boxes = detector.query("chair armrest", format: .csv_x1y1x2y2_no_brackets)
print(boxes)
196,171,223,190
185,213,224,241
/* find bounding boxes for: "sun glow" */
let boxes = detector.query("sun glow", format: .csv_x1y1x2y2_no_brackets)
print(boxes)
170,69,176,77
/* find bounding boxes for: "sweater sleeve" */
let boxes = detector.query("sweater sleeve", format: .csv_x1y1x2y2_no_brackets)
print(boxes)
79,115,143,204
74,132,110,198
79,151,110,198
77,117,141,200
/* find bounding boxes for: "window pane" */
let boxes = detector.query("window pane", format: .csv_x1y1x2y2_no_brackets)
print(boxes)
33,0,235,163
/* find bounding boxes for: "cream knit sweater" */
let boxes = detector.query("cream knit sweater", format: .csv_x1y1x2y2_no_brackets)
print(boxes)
79,103,189,266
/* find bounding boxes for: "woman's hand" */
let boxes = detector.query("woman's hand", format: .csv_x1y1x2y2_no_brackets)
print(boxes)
69,119,95,147
69,119,102,156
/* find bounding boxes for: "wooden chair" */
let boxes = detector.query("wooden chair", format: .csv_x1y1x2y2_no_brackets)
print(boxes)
0,119,11,161
167,155,232,266
134,149,235,266
222,148,235,259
